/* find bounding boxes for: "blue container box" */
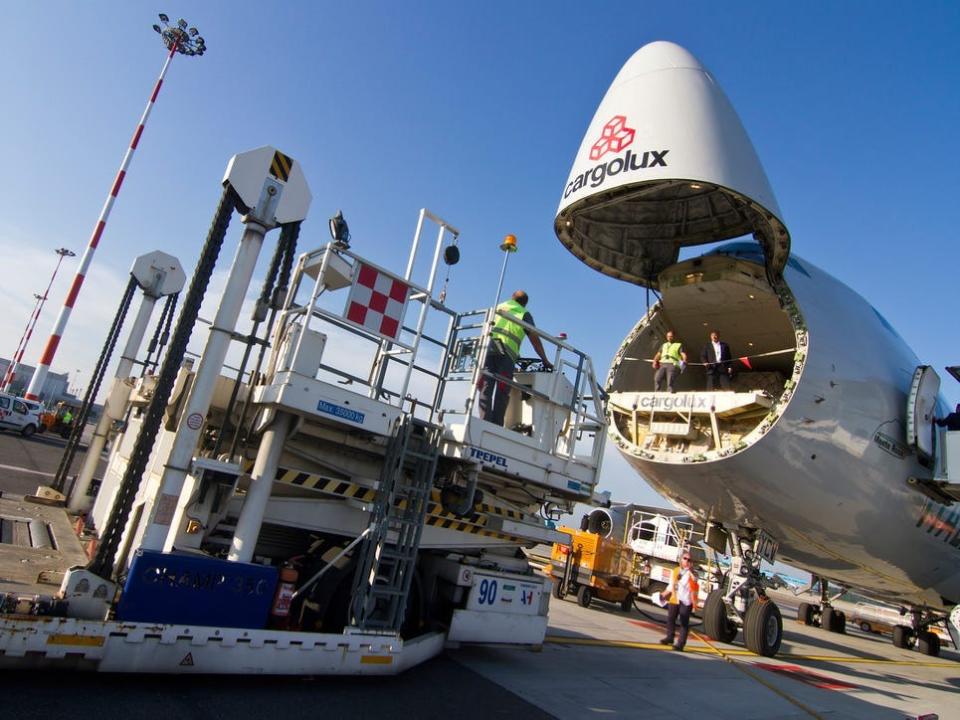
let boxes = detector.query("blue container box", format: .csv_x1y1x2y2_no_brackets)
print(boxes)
116,550,279,629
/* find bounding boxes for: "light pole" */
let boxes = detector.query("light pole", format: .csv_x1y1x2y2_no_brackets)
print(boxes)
2,248,76,393
24,14,206,401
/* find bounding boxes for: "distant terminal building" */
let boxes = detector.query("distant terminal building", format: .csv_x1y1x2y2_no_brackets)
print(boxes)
0,357,71,404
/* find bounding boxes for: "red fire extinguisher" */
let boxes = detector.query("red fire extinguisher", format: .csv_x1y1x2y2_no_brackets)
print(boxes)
270,564,298,630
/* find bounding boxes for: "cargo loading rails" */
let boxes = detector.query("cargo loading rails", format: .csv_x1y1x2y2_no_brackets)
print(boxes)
0,148,607,674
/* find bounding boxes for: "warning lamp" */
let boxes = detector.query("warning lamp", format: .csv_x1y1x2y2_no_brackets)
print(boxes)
500,234,518,252
558,545,570,555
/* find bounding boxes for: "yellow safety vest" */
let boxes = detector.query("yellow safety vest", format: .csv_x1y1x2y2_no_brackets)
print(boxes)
660,341,683,365
491,299,527,360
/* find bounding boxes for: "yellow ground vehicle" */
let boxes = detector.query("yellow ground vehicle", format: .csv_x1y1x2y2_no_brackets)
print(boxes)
39,400,82,438
549,525,635,610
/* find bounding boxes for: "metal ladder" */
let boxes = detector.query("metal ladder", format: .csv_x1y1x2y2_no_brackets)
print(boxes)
349,415,442,632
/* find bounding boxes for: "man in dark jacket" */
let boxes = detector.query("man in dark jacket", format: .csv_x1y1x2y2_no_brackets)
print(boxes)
701,330,733,390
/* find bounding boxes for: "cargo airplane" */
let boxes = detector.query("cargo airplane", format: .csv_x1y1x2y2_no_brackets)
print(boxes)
554,41,960,657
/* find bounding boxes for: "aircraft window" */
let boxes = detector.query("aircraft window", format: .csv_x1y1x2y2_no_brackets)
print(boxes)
871,307,906,343
786,257,811,278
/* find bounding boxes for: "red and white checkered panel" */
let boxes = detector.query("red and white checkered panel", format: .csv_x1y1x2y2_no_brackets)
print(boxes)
344,263,410,341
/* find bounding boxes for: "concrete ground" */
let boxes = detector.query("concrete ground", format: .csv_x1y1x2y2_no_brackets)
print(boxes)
0,431,957,719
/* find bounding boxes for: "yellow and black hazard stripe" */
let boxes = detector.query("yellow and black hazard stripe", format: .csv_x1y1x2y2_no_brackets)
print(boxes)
243,462,529,542
269,150,293,182
425,516,521,543
279,468,377,502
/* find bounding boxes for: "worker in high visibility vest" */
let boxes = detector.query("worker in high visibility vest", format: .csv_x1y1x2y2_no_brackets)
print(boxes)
659,550,700,651
479,290,553,426
651,329,687,393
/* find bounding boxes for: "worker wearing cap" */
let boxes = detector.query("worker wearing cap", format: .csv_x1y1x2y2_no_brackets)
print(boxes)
652,330,687,393
479,290,553,426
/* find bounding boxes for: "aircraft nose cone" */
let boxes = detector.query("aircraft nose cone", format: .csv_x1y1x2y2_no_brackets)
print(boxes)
615,41,705,80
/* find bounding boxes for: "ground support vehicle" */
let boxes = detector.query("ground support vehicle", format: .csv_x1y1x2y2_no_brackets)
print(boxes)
549,526,635,611
0,392,43,437
38,400,83,438
0,148,607,675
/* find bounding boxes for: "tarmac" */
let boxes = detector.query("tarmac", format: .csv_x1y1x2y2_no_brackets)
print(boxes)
0,429,957,719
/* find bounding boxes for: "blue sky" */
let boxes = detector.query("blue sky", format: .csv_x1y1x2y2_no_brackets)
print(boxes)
1,1,957,507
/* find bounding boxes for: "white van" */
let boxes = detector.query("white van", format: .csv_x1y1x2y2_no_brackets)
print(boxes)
0,392,42,437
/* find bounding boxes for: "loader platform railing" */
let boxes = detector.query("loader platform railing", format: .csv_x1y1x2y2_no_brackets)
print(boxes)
437,306,607,470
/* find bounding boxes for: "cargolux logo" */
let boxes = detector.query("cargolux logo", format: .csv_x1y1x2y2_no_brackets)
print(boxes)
564,114,668,200
590,115,635,160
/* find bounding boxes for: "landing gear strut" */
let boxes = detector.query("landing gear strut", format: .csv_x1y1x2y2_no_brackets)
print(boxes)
700,524,783,657
813,577,846,634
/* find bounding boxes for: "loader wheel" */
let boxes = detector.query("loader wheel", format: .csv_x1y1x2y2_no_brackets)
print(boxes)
576,585,593,609
702,590,737,643
552,580,565,600
620,593,634,612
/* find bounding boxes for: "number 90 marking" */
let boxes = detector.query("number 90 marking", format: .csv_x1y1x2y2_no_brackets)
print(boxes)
478,578,498,605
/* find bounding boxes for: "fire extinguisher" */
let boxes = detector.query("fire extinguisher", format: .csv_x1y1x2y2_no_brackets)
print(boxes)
270,564,298,630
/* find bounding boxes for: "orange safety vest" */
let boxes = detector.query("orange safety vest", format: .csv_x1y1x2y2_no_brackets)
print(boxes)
666,566,699,606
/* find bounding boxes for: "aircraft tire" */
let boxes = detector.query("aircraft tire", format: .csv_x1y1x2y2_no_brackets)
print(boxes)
703,590,737,643
892,624,912,648
917,631,940,657
577,585,593,609
836,610,847,634
744,598,783,657
822,607,840,632
797,601,814,626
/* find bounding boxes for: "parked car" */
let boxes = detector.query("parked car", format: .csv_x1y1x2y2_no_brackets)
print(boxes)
0,392,43,437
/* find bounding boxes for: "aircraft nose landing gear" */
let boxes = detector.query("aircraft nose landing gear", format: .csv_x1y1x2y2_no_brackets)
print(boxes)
700,525,784,657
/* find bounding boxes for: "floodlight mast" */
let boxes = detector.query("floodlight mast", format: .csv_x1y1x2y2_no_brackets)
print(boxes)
1,248,75,393
24,14,206,401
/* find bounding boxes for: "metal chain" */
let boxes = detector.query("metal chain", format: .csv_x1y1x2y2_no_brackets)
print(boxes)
142,292,179,375
226,221,300,459
89,186,238,578
211,223,291,458
52,275,138,493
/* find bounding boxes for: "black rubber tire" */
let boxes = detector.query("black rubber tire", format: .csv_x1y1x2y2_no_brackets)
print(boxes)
552,580,565,600
836,610,847,634
892,624,912,649
822,607,839,632
743,599,783,657
576,585,592,609
860,621,872,633
917,631,941,657
797,601,814,626
703,590,738,643
620,593,634,612
21,423,36,438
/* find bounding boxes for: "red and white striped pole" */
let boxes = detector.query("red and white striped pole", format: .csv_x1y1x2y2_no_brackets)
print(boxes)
2,248,75,392
25,15,206,401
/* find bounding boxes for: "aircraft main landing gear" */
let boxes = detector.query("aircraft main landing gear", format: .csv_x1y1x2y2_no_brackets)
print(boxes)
893,607,943,657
